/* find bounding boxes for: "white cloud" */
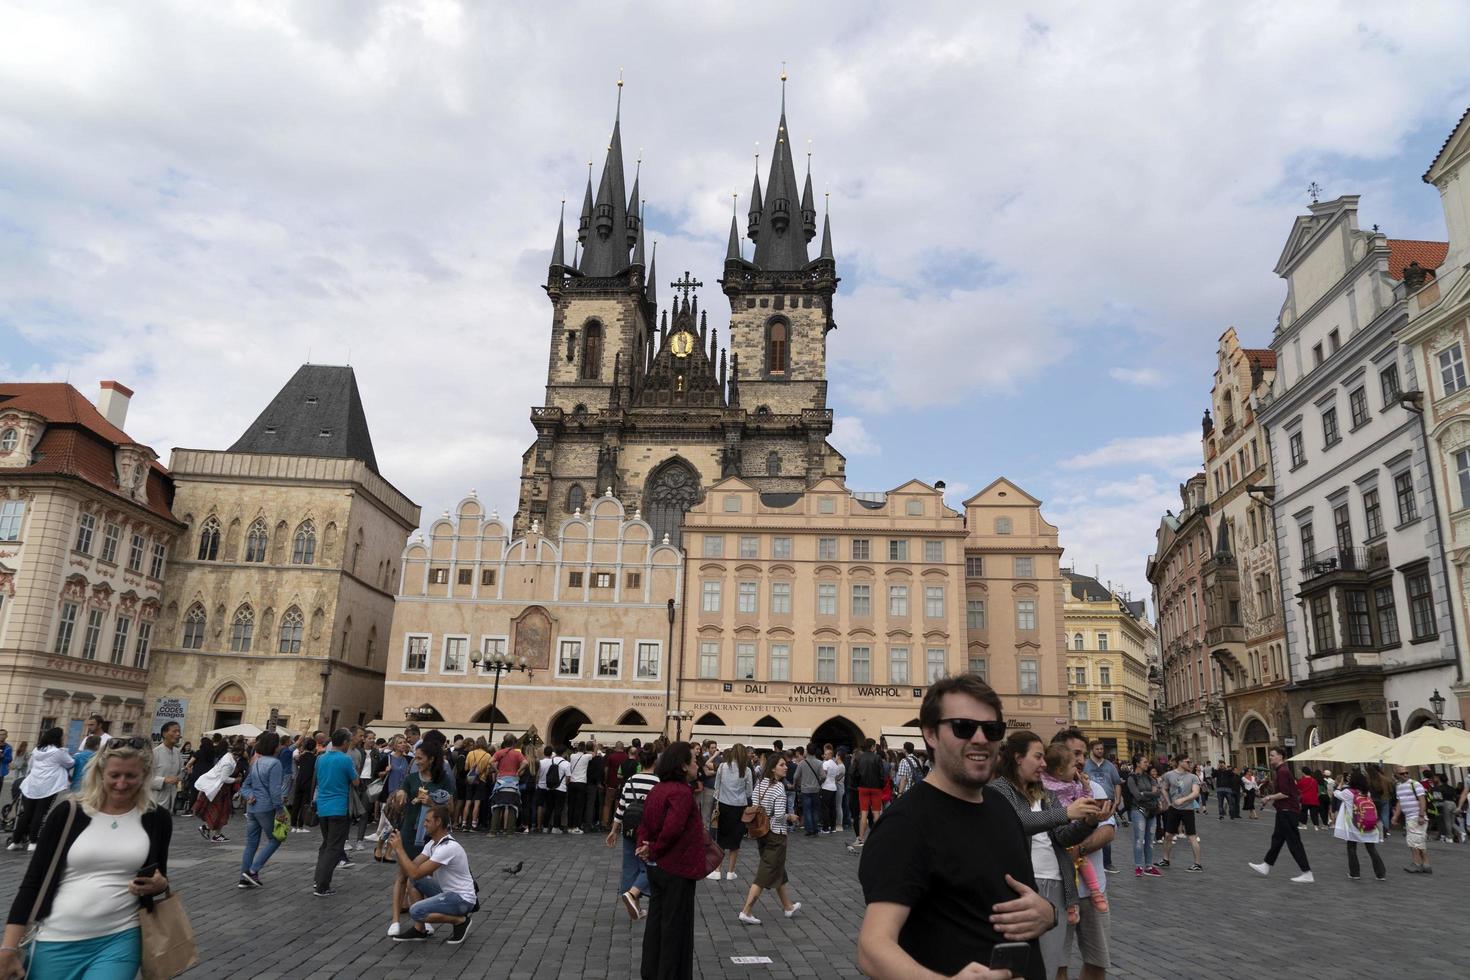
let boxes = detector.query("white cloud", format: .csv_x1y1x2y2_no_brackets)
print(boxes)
831,415,880,456
1058,432,1201,472
0,1,1467,525
1108,367,1166,387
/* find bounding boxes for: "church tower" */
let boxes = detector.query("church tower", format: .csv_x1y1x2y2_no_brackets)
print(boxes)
720,80,841,486
516,79,844,545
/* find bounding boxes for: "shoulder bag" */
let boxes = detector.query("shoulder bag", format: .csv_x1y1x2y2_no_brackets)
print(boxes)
741,782,771,840
19,800,79,973
139,889,199,980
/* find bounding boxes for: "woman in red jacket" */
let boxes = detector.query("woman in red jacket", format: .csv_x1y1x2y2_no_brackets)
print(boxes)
635,742,707,980
1297,768,1324,830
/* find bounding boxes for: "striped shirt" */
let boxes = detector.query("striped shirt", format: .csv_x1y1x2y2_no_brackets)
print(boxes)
615,772,660,823
1395,778,1426,822
755,778,789,835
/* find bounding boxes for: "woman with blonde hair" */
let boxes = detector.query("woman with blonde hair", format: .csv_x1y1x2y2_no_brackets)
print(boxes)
0,737,172,980
711,744,753,881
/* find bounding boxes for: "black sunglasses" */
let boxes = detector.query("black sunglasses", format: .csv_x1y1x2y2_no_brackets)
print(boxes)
937,718,1006,742
107,737,151,751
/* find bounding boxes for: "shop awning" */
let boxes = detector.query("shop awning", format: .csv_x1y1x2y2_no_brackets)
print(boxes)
366,721,531,745
690,725,813,751
880,726,928,753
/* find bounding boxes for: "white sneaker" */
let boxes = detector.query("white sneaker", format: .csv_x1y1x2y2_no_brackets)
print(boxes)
387,921,404,937
4,843,18,852
725,871,738,880
706,870,722,880
1291,871,1314,883
570,828,584,835
1248,862,1270,876
784,902,801,918
364,833,379,843
738,912,760,925
27,844,35,852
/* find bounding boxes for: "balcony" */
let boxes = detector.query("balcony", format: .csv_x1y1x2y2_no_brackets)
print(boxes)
1299,544,1389,584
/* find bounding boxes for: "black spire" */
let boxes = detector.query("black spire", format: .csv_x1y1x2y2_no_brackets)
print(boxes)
800,168,817,243
577,164,593,246
819,210,833,262
549,200,566,272
580,81,632,277
646,241,658,304
626,162,641,250
752,99,810,271
747,166,763,241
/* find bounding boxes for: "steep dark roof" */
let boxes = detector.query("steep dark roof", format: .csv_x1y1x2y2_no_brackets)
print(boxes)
1063,570,1111,602
751,110,811,272
229,365,379,472
1125,600,1146,621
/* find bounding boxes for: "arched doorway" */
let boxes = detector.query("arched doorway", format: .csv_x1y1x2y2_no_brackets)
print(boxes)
753,715,783,728
812,715,864,752
695,712,724,727
644,457,701,547
1240,717,1270,769
211,683,247,730
617,710,648,726
471,704,509,724
1405,710,1440,732
549,707,591,749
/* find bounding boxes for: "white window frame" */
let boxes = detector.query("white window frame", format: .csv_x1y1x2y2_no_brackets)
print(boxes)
133,620,152,669
698,640,720,678
110,616,131,665
737,581,758,614
635,640,661,680
595,638,622,679
817,537,838,560
817,583,837,615
402,633,431,673
1099,664,1112,686
150,542,166,579
851,583,872,617
81,608,105,660
1440,344,1468,395
702,535,724,558
1020,658,1040,694
128,533,145,572
736,641,757,680
480,634,508,664
100,523,120,563
968,656,987,681
772,537,793,559
888,584,909,616
440,634,469,675
0,500,24,541
557,638,584,678
889,646,909,684
1014,556,1034,578
1074,699,1090,721
770,582,792,614
1458,448,1470,510
924,585,945,618
74,512,96,554
925,647,946,683
769,643,790,681
1017,600,1037,630
701,581,722,613
816,644,837,683
966,599,986,629
923,540,944,563
1102,700,1113,721
888,538,908,561
739,535,759,559
1096,632,1109,650
851,645,872,684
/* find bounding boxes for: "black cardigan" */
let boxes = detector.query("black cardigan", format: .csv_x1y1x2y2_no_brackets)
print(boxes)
5,800,172,926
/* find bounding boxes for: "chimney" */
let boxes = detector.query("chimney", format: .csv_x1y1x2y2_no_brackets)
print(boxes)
96,381,133,431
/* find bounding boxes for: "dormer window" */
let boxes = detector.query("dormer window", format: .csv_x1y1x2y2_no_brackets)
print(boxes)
0,429,16,452
319,429,332,438
264,426,276,435
305,397,318,406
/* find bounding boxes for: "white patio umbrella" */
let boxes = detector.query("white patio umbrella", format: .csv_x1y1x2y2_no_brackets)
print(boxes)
1375,725,1470,766
1287,728,1393,764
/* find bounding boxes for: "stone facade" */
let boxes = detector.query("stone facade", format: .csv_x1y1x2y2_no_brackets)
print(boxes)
381,492,682,747
962,480,1071,738
145,448,419,739
1147,474,1225,760
0,382,183,742
517,98,845,546
1062,572,1155,760
1256,194,1458,743
1400,107,1470,728
1200,329,1292,766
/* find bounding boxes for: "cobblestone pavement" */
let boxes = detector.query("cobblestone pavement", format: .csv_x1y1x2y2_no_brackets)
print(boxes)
1,807,1466,978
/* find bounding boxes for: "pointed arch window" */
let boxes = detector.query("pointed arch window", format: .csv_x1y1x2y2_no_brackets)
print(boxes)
567,484,586,514
230,605,255,652
244,520,268,563
181,603,207,649
197,517,220,561
581,321,603,380
278,606,304,654
645,459,700,547
767,452,781,476
292,520,316,565
767,320,789,376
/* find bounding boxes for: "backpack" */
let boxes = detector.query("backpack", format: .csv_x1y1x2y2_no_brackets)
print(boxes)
621,790,646,840
465,754,481,786
619,757,638,782
1351,790,1378,834
546,758,563,790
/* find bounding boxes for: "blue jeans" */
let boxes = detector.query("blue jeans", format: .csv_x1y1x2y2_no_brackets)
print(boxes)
32,926,141,979
1130,808,1156,868
240,810,281,875
620,834,649,895
800,793,820,835
1217,789,1237,817
410,875,475,921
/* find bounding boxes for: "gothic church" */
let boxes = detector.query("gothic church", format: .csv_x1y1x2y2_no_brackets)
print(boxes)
515,89,844,544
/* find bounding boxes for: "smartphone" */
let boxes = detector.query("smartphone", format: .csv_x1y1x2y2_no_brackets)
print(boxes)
134,862,159,880
989,942,1031,974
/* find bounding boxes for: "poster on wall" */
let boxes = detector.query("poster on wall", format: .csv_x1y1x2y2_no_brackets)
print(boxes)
152,697,188,738
66,719,84,752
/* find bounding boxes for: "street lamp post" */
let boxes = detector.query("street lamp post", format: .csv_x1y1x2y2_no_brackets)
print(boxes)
668,709,693,742
469,648,530,745
1430,689,1446,727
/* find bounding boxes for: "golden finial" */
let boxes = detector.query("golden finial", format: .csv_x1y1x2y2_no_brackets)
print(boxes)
617,67,624,88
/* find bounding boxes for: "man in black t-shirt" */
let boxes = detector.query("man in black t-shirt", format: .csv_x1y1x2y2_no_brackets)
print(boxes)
857,674,1053,979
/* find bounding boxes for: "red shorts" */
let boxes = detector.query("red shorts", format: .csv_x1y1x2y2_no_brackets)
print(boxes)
858,787,883,813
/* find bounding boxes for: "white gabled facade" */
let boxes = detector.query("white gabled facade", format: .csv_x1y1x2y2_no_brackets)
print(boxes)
1256,194,1459,744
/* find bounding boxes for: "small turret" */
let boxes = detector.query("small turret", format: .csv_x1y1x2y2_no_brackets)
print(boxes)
577,166,593,245
549,200,566,274
801,169,816,243
747,170,763,241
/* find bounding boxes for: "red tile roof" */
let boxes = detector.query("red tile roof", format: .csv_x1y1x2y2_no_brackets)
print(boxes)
0,383,178,523
1244,349,1277,370
1386,240,1449,280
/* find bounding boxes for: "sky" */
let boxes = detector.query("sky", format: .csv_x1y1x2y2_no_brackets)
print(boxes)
4,1,1470,609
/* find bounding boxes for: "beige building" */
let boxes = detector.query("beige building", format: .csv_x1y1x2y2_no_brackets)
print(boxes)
145,366,419,738
0,382,183,742
1062,571,1155,760
382,491,683,747
1401,107,1470,727
671,476,1069,748
1201,330,1290,767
